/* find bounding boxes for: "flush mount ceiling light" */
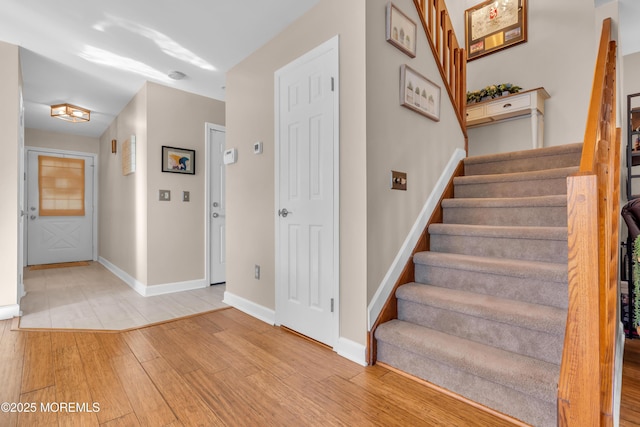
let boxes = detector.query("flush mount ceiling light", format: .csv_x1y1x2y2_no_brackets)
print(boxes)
50,103,90,123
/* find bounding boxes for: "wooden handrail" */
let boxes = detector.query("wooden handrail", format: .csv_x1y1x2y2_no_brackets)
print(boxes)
558,18,619,426
414,0,466,135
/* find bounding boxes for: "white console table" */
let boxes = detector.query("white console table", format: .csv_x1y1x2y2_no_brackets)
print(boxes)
466,87,550,149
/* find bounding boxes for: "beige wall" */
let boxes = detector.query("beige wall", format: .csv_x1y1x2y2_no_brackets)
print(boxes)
25,128,99,154
226,0,368,344
365,0,466,302
465,0,597,155
99,82,225,288
0,41,20,309
99,84,149,284
146,82,225,285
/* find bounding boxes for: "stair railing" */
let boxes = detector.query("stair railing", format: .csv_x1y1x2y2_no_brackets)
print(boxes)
414,0,467,134
558,17,619,426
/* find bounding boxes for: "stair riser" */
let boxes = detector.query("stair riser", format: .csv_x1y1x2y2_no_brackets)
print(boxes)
443,206,567,227
414,263,568,308
454,177,568,198
376,341,557,427
429,233,568,263
397,299,563,365
464,152,582,176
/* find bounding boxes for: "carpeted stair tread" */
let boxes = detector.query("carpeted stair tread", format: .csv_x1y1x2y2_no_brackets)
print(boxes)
464,143,582,176
413,246,568,309
396,283,566,336
429,223,567,241
428,223,568,263
442,195,567,227
413,251,567,282
453,166,578,198
375,319,560,403
442,194,567,208
455,166,578,185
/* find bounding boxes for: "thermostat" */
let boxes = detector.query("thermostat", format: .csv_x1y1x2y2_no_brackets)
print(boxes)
253,141,263,154
223,148,237,165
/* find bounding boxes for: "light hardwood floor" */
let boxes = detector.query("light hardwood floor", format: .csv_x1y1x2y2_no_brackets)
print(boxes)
622,339,640,426
7,286,640,425
1,308,639,426
0,307,528,427
19,262,226,330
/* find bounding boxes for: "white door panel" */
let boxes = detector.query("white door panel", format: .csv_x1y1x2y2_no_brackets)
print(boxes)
27,151,94,265
209,126,226,284
276,37,339,347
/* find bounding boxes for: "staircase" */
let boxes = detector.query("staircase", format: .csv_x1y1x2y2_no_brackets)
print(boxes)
375,143,584,427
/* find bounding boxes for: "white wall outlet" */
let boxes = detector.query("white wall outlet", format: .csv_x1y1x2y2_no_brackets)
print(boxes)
253,141,263,154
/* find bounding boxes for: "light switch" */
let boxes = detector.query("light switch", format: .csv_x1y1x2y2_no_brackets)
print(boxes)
253,141,263,154
159,190,171,201
183,191,190,202
391,171,407,191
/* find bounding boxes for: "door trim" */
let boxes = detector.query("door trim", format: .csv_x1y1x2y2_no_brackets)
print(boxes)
24,147,98,263
204,122,226,286
274,35,340,348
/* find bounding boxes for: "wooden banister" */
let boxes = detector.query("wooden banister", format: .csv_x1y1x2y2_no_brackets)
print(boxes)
413,0,467,135
558,18,619,426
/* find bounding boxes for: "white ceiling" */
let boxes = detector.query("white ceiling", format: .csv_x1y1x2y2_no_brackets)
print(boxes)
0,0,320,138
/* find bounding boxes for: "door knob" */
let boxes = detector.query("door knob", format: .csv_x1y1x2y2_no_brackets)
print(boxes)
30,215,36,220
278,208,292,218
212,213,219,218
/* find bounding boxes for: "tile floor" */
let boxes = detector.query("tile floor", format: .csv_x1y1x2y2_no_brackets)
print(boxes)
19,262,227,330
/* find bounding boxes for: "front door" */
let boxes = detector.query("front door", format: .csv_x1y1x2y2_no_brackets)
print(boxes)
26,150,94,265
275,36,339,347
209,125,226,284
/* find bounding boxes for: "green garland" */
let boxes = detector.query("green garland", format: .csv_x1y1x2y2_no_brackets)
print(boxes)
634,235,640,329
466,83,522,104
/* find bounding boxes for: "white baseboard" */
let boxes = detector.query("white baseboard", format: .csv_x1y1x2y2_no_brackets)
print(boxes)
99,257,146,296
0,304,20,320
223,291,275,325
367,148,466,329
99,257,207,297
335,336,367,366
144,279,208,296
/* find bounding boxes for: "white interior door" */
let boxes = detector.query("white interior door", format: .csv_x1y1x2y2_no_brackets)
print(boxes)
209,125,226,284
26,150,94,265
17,91,25,300
275,36,339,347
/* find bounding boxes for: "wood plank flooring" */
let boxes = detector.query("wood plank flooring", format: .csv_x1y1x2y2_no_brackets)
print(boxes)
622,339,640,426
0,307,638,426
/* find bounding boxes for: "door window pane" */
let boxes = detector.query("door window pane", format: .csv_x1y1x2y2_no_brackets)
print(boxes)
38,155,85,216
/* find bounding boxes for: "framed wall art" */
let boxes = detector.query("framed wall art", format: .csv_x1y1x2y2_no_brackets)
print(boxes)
465,0,527,61
162,146,195,175
386,2,417,58
400,64,440,122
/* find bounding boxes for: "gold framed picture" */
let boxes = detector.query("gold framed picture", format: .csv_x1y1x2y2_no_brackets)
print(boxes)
465,0,527,61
